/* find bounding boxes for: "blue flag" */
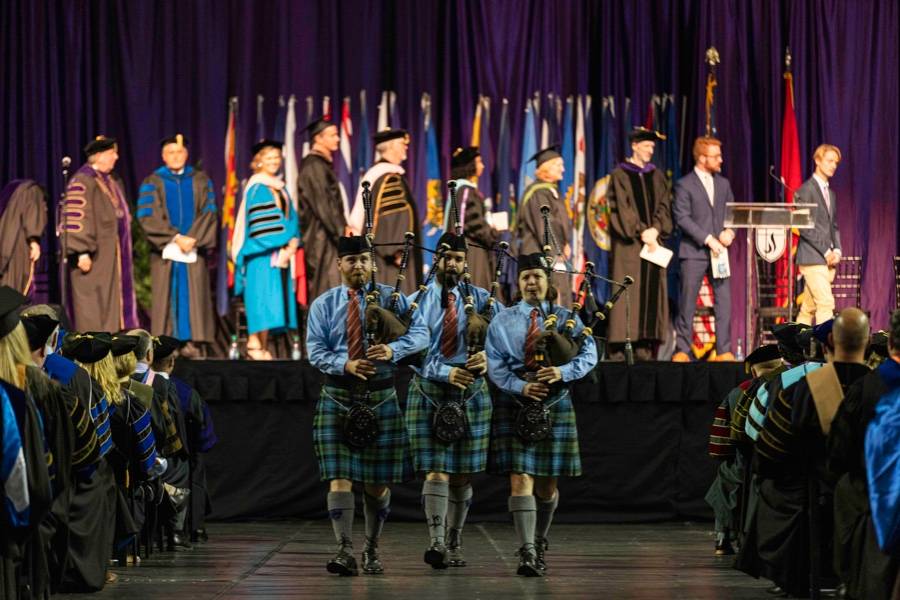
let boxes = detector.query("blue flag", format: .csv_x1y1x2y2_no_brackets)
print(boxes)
560,96,575,197
494,99,512,214
585,96,616,302
516,100,537,232
422,101,443,274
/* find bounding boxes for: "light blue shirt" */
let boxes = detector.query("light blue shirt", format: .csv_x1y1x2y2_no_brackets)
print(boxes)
411,280,503,382
306,282,430,377
485,300,598,395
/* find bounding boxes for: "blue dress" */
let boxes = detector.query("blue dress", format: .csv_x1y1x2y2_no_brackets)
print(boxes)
235,183,299,334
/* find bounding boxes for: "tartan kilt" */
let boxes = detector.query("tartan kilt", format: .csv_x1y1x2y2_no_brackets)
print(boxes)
489,387,582,477
405,374,493,474
313,384,414,484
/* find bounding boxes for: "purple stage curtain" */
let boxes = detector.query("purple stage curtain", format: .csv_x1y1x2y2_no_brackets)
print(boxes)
2,0,897,332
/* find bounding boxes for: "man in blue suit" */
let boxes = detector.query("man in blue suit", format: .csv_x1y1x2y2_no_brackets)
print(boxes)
672,137,735,362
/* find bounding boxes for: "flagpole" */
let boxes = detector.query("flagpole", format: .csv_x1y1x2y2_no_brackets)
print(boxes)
784,46,795,324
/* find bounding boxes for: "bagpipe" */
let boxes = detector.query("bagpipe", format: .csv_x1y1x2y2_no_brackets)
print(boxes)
359,179,509,355
444,181,507,358
532,205,633,367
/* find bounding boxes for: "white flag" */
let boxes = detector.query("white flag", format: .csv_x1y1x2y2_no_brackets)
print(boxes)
284,95,299,212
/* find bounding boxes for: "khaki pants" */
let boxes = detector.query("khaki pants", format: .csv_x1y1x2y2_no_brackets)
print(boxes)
798,264,836,325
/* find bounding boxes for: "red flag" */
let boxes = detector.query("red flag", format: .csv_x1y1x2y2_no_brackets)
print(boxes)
776,71,802,312
222,100,239,287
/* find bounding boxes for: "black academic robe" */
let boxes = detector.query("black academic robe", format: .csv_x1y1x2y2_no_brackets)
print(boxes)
297,152,346,301
457,182,501,291
138,168,218,343
605,164,672,343
828,370,900,600
367,164,423,296
0,180,47,295
0,376,54,600
515,181,572,298
59,377,116,593
754,363,870,597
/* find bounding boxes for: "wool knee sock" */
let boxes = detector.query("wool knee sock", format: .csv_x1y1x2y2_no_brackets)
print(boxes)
326,491,355,546
535,491,559,541
447,483,473,535
422,480,450,544
363,489,391,544
508,495,537,549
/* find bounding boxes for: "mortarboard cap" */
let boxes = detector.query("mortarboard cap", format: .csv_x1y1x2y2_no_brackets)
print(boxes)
160,134,189,149
83,135,117,157
111,334,140,357
628,127,666,144
303,117,336,139
529,145,562,168
250,139,283,157
373,129,410,145
0,286,27,339
152,335,183,361
61,332,112,364
21,314,59,351
450,146,480,169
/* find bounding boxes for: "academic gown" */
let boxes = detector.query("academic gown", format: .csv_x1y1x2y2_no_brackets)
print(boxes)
605,163,672,344
515,181,572,299
366,164,422,296
297,152,346,301
58,376,116,593
234,181,299,335
754,363,869,597
455,180,500,290
829,363,900,600
171,376,217,531
0,180,47,296
0,377,54,600
138,166,218,343
62,165,138,332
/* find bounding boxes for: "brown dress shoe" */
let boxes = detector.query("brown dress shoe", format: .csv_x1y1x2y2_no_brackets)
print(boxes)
672,352,691,362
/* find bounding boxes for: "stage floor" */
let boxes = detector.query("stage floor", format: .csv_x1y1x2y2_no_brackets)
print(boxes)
57,521,770,599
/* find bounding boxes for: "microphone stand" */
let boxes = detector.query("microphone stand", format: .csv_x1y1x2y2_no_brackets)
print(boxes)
623,289,634,366
58,158,71,314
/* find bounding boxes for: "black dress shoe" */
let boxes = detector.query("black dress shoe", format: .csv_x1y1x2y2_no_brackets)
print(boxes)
362,539,384,575
424,543,449,569
447,529,466,567
516,545,543,577
193,528,209,543
534,537,549,572
172,531,192,549
326,545,358,576
714,538,735,556
765,585,788,597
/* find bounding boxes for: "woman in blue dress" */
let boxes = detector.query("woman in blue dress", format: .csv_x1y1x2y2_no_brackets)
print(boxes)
232,140,300,360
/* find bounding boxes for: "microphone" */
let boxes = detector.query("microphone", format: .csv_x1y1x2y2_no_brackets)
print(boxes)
768,165,798,201
61,156,71,169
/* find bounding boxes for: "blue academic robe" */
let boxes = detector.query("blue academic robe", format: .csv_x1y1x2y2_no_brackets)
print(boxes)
235,183,300,334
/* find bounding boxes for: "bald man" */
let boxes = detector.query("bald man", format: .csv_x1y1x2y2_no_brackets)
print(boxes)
828,309,900,600
751,308,871,597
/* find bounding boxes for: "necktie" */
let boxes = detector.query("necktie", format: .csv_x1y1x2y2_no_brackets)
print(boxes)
823,184,831,215
440,292,458,358
524,308,541,371
346,289,364,360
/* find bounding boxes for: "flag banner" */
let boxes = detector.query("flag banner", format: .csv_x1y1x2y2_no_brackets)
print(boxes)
571,95,587,293
283,96,306,306
776,67,802,316
515,99,537,233
421,93,443,273
474,96,494,204
585,96,615,302
301,96,314,158
256,94,266,141
356,90,371,188
273,95,287,141
334,96,354,225
216,97,239,316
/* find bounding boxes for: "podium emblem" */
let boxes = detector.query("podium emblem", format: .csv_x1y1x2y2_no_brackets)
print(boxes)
755,228,787,262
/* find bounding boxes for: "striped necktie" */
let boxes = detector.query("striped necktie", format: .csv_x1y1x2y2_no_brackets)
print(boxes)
524,308,541,370
346,289,364,360
440,292,458,358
